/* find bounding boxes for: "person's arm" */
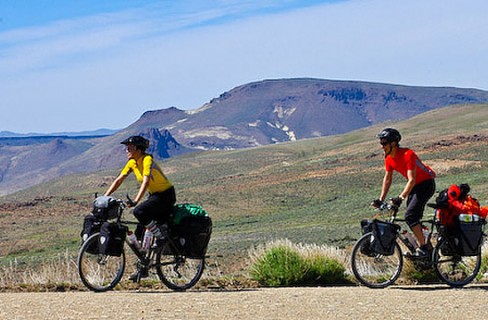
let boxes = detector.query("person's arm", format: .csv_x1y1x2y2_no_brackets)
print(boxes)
104,174,127,196
399,169,416,200
133,175,150,204
380,170,393,201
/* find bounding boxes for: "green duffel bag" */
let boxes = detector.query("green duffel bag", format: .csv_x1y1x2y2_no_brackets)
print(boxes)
172,203,209,225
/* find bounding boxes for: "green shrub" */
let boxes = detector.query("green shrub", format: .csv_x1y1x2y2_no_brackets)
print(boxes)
250,246,306,286
303,255,346,285
249,239,347,286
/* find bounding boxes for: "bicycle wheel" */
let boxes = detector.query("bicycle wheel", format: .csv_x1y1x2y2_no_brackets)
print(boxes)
77,232,126,292
155,243,205,291
433,237,481,287
351,232,403,288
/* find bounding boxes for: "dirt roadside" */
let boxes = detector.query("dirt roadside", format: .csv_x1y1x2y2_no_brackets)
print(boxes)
1,285,488,320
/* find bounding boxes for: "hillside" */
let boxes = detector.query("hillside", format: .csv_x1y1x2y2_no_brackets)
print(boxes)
1,104,488,274
2,78,488,196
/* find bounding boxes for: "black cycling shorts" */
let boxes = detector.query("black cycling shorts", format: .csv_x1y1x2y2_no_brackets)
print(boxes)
404,179,436,228
133,186,176,226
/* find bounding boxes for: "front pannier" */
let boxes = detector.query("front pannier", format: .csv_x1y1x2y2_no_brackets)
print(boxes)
92,196,120,220
80,214,103,254
99,222,128,256
359,219,375,256
371,220,400,256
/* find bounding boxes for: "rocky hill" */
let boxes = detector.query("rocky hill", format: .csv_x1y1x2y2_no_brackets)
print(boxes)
2,78,488,195
131,78,488,149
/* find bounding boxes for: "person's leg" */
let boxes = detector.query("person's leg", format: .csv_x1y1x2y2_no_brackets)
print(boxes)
133,195,160,225
133,187,176,239
405,179,436,252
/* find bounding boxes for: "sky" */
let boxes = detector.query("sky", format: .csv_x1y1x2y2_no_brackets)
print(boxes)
1,0,488,134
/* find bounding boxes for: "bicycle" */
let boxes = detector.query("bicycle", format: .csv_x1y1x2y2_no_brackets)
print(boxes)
350,200,486,288
77,198,209,292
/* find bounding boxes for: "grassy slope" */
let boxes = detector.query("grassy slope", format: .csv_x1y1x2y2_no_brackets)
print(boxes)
1,104,488,273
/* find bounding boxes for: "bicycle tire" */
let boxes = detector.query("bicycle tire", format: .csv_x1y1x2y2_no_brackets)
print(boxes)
155,243,205,291
77,232,126,292
433,236,481,287
351,232,403,288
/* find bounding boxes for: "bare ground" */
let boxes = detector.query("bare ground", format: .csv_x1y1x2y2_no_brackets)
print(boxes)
1,285,488,320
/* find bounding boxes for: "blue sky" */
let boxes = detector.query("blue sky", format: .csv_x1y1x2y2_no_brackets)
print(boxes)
1,0,487,134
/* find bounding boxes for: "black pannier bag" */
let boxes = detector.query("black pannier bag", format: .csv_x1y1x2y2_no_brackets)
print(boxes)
451,220,484,256
99,222,128,257
80,214,103,254
360,219,374,234
359,219,376,257
171,215,213,259
371,220,400,256
359,219,375,256
92,196,120,220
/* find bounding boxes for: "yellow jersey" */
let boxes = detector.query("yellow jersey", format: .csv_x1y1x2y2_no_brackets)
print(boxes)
120,154,173,194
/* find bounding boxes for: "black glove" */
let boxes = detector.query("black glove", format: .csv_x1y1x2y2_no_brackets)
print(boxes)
371,199,383,208
391,196,403,207
125,195,138,207
125,199,137,207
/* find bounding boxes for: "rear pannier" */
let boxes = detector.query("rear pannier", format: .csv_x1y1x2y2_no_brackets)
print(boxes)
451,219,485,256
170,204,212,258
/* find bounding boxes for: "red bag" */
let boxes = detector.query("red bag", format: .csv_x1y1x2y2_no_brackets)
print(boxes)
436,184,484,227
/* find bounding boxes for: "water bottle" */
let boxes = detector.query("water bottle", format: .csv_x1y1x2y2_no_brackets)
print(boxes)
401,230,418,250
402,230,418,250
422,226,429,243
142,229,153,251
127,231,141,251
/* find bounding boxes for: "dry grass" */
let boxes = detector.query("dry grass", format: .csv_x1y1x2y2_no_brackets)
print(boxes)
0,251,80,291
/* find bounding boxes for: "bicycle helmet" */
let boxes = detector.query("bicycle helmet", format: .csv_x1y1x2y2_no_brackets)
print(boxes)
121,135,149,151
376,128,401,143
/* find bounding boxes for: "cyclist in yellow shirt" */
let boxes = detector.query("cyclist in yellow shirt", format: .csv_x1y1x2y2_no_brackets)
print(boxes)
104,135,176,247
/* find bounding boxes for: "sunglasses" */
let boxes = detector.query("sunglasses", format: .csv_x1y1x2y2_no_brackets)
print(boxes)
380,141,390,146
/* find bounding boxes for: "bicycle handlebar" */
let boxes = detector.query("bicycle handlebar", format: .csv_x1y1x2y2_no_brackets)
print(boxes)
372,199,399,213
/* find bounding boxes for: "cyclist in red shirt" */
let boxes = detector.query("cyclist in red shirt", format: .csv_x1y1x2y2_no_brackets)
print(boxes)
374,128,436,257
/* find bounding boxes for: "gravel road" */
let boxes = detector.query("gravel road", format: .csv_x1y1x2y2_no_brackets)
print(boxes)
1,285,488,320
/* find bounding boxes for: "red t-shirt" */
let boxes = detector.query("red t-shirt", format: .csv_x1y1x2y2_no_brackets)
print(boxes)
385,148,436,185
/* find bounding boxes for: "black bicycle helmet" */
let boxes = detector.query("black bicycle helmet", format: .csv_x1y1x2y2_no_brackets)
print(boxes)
121,135,149,151
376,128,401,143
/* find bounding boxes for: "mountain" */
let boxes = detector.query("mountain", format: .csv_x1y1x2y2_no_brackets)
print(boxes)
2,78,488,196
133,78,488,150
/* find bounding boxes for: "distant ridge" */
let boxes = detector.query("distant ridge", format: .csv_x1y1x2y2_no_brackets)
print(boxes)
2,78,488,195
0,128,118,138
